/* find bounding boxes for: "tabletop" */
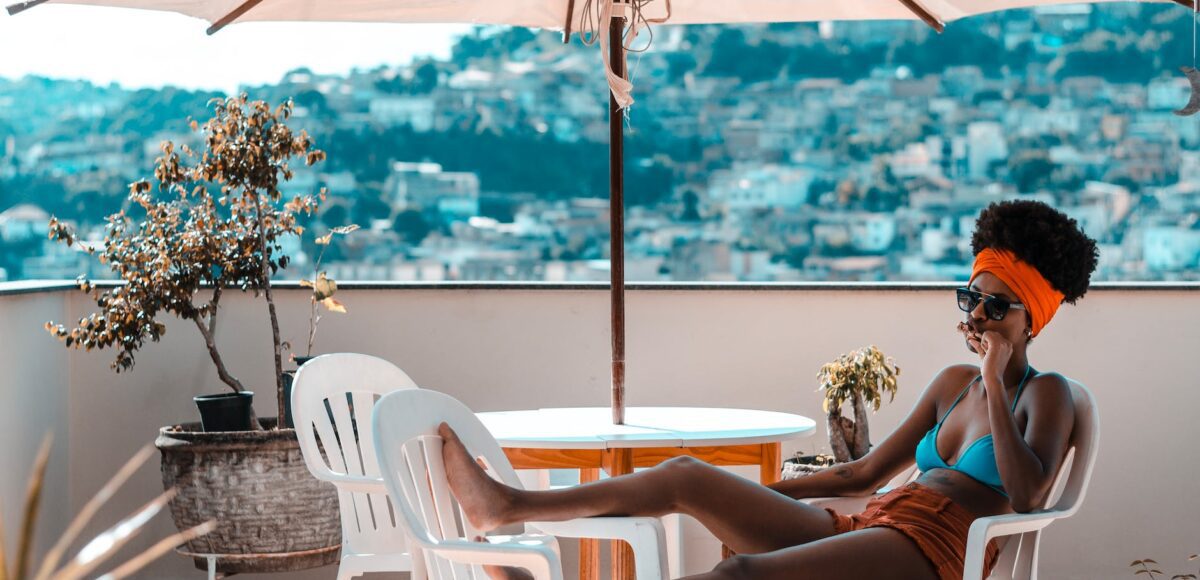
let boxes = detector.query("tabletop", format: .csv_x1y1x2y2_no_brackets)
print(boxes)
476,406,816,449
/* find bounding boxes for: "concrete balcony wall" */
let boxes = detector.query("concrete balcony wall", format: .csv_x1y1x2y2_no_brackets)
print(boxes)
0,284,72,572
1,282,1196,579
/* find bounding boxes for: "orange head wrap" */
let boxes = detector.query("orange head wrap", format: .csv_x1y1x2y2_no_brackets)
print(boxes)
969,248,1065,338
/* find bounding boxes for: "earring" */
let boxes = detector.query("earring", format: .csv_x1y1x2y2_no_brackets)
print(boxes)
1025,328,1033,343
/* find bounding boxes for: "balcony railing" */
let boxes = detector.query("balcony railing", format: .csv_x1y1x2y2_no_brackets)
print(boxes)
0,281,1194,579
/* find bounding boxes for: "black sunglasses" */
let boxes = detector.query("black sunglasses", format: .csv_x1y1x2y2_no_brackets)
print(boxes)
956,287,1026,321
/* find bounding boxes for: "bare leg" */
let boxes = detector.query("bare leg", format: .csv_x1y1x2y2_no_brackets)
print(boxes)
680,528,940,580
440,423,840,555
480,566,534,580
471,536,536,580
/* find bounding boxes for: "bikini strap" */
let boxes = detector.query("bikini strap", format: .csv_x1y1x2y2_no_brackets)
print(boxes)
937,375,982,425
1009,366,1035,412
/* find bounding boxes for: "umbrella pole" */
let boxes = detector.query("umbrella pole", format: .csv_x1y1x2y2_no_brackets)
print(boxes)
609,14,627,425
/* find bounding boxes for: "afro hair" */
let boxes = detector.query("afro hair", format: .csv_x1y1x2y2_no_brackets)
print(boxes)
970,199,1098,305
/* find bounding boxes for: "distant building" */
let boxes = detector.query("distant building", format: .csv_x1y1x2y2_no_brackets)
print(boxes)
0,204,49,243
1147,76,1190,112
848,213,898,254
966,122,1008,180
369,96,437,131
708,163,814,210
1143,227,1200,272
387,162,480,220
25,135,133,176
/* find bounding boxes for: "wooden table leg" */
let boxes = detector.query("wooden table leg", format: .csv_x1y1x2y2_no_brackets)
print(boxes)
603,448,635,580
760,442,781,485
579,468,601,580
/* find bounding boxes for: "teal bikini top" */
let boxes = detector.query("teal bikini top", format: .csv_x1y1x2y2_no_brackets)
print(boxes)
914,366,1033,497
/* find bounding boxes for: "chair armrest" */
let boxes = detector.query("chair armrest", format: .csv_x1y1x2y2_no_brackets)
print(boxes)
962,510,1064,580
321,472,388,494
528,516,664,542
424,536,561,576
529,517,669,578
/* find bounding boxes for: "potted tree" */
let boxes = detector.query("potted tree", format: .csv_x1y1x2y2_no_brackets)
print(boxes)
44,95,342,574
785,345,900,477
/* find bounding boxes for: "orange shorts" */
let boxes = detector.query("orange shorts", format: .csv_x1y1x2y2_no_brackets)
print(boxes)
825,482,1000,580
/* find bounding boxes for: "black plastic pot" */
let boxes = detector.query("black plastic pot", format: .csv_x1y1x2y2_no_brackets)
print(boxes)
194,391,255,432
280,356,317,429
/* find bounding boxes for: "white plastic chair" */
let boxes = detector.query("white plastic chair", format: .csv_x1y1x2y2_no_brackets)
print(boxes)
372,388,670,580
291,353,425,580
803,379,1099,580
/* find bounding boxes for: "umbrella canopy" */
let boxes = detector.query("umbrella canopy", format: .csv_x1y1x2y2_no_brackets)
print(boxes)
6,0,1185,28
7,0,1191,426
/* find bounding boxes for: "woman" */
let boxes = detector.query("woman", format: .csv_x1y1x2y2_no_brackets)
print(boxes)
440,199,1099,580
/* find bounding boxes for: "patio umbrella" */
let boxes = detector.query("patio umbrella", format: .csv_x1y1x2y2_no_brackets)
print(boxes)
8,0,1191,425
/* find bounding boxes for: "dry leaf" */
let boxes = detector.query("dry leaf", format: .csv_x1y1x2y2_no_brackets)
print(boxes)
313,273,337,301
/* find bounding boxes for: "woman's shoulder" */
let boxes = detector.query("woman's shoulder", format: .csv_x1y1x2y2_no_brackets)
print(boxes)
1015,370,1074,419
940,363,984,386
1026,371,1073,400
923,364,984,401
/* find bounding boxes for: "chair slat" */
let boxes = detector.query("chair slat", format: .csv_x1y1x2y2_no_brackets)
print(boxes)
404,441,458,580
354,391,395,531
331,392,376,532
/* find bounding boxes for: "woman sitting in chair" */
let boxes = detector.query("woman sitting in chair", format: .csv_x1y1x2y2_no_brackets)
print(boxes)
440,199,1099,580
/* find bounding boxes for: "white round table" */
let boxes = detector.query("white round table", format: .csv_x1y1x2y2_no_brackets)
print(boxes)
476,406,816,580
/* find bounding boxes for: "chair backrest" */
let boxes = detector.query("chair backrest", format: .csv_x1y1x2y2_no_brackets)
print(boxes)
1038,379,1100,513
988,378,1100,579
372,389,527,579
292,353,419,555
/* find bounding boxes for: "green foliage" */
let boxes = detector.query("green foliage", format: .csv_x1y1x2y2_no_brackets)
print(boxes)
392,209,432,245
816,345,900,417
1008,151,1056,193
1130,555,1199,579
102,87,223,135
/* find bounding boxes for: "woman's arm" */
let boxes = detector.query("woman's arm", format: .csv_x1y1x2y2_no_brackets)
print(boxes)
768,365,969,500
767,457,878,498
985,371,1074,513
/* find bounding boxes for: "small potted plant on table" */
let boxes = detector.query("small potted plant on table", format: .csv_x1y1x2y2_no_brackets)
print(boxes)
784,345,900,477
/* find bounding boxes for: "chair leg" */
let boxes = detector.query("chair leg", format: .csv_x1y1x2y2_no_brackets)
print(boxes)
336,560,360,580
631,520,670,579
411,547,428,580
1016,530,1041,580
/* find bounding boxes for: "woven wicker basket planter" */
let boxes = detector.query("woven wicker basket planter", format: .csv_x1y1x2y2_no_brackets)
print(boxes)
155,419,341,574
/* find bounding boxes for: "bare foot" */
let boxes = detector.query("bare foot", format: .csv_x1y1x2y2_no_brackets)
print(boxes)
439,422,514,532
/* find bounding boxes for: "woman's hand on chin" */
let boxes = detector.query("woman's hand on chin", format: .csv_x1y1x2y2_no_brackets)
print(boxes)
978,330,1014,383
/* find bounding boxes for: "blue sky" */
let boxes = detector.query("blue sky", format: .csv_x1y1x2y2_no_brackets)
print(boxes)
0,5,469,92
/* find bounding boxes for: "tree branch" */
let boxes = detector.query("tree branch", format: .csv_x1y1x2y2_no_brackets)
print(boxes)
252,194,287,427
192,316,247,394
209,285,222,337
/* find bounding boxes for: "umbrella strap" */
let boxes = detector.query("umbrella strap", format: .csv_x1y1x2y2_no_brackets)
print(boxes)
578,0,672,111
599,0,636,110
